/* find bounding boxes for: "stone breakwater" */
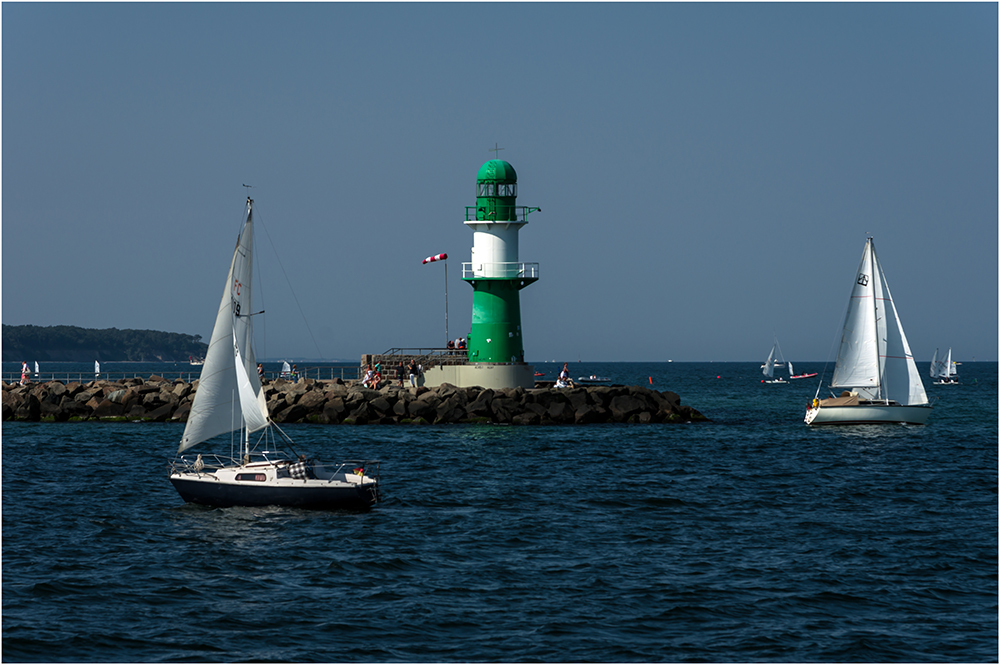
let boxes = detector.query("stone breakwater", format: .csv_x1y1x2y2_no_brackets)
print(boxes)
2,376,708,425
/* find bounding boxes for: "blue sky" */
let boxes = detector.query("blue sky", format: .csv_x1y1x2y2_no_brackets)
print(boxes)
3,3,997,362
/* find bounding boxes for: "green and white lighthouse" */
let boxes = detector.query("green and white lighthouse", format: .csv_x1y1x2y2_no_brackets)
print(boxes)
463,158,540,364
421,156,540,389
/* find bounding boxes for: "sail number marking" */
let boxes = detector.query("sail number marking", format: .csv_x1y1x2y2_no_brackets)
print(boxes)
231,279,243,316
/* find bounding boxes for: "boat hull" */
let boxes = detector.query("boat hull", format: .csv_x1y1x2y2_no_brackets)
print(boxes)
804,403,932,426
170,475,378,509
170,465,379,510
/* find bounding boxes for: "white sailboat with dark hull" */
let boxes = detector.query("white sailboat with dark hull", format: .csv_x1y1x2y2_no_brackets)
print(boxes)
169,198,380,509
805,238,931,426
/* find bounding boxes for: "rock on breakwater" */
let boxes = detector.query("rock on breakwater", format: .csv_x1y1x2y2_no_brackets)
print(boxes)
2,377,708,425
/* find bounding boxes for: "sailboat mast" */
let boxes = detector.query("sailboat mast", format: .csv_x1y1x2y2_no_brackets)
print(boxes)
869,238,885,402
244,197,253,462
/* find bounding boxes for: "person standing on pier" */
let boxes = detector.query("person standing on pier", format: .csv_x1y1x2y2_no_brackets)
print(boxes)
407,359,418,387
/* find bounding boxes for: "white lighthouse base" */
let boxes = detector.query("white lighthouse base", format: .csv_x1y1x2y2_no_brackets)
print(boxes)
422,363,535,390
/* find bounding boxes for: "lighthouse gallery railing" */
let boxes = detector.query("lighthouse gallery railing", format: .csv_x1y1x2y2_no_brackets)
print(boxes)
461,262,539,280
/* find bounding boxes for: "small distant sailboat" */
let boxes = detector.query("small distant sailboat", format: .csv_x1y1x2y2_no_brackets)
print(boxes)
94,360,100,376
789,359,817,380
930,348,959,385
34,361,39,375
761,339,788,384
169,197,380,509
805,238,931,425
280,360,293,379
189,355,204,366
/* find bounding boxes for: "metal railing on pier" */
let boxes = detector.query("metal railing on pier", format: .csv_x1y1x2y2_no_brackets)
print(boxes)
3,364,361,386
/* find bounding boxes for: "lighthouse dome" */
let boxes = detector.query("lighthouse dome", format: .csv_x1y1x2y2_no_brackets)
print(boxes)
477,159,517,184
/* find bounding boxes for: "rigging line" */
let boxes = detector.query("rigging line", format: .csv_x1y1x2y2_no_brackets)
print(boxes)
254,203,326,360
252,220,267,361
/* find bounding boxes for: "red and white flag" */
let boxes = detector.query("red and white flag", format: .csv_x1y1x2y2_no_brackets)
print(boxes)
422,253,447,264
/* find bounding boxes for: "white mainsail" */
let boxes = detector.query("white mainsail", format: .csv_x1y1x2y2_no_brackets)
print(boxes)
943,348,957,379
34,361,39,374
95,361,100,376
930,349,941,378
179,199,269,453
830,239,927,405
830,243,879,394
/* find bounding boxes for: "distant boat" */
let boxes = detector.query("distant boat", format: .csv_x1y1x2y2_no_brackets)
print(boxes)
761,339,789,384
805,238,931,425
930,348,959,385
94,360,100,376
189,355,204,366
577,375,611,384
168,197,380,509
34,361,39,375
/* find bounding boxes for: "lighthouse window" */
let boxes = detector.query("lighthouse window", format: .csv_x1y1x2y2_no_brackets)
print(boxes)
498,183,516,196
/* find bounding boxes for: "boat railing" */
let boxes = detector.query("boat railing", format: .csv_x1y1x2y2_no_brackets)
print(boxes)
171,453,381,484
320,460,381,483
172,449,292,472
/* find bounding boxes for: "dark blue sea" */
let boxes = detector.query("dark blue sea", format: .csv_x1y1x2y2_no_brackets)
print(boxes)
3,361,997,662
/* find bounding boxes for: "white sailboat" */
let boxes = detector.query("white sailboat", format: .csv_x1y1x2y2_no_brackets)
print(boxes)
805,238,931,425
94,360,100,377
930,348,959,384
761,339,788,384
169,197,380,509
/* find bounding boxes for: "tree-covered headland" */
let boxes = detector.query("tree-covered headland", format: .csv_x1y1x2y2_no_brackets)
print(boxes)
2,325,208,362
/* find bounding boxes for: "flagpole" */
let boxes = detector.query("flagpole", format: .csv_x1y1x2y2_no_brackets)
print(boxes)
445,261,449,345
422,252,450,347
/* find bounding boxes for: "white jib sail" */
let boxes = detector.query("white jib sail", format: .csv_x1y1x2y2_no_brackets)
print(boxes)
872,243,928,406
930,349,941,378
831,240,880,397
179,199,268,453
234,331,269,433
